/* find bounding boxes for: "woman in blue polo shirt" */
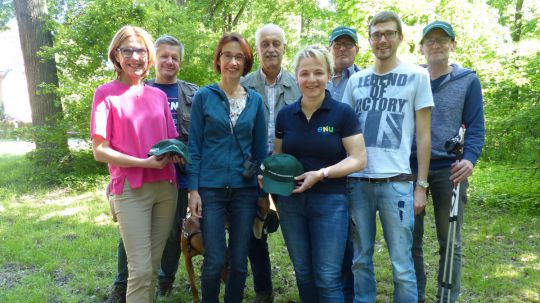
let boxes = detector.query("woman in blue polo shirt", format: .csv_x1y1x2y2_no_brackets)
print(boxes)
273,45,367,302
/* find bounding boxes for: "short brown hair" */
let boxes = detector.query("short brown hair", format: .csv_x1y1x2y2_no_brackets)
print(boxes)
213,33,253,76
108,25,155,79
369,11,403,38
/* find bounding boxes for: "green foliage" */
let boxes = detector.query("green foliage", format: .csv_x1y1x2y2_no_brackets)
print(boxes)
0,0,13,31
470,162,540,215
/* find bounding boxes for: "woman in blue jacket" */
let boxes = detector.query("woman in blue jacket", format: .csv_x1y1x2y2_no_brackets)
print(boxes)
187,33,267,303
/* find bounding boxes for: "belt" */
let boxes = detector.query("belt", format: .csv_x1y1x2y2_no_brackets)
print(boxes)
350,174,416,183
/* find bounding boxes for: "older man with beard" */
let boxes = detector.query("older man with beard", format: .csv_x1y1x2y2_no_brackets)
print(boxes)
241,23,301,303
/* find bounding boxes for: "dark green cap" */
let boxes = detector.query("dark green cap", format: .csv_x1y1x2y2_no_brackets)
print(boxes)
422,21,455,42
260,153,304,196
329,26,358,44
147,139,191,164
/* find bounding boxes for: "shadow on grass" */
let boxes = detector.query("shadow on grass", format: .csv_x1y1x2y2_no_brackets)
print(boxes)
0,149,108,199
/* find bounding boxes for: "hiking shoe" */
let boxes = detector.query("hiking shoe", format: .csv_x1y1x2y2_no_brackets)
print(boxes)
103,284,126,303
253,291,274,303
157,281,173,297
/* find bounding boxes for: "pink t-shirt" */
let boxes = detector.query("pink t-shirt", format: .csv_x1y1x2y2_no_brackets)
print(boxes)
90,80,179,194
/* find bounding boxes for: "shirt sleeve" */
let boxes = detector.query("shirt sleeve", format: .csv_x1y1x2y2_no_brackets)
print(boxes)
252,94,268,164
187,90,205,190
90,87,111,140
462,76,485,164
340,104,362,138
415,70,435,110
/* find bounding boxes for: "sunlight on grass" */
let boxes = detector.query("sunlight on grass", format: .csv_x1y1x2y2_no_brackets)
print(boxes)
39,206,88,221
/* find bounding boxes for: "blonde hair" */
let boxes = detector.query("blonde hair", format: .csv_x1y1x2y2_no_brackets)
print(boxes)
293,44,334,77
107,25,155,79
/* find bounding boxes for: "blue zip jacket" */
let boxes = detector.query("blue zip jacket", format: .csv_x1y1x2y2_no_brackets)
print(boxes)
188,83,267,190
411,64,485,171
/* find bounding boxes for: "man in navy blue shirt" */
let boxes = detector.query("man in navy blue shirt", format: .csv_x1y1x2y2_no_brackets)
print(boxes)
104,35,198,302
411,21,485,303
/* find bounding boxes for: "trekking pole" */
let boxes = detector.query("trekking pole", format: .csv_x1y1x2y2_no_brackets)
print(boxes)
439,125,466,303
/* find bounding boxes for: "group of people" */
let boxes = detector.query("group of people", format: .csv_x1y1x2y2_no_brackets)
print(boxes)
91,10,485,303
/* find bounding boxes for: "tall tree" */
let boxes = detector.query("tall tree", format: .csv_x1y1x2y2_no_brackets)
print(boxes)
13,0,68,160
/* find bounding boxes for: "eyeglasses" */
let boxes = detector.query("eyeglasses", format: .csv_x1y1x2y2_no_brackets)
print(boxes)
370,30,399,42
221,52,246,62
117,47,148,58
332,41,357,50
423,37,452,46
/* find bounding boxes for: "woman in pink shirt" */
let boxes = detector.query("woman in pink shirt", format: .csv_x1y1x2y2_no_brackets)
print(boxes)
90,25,179,302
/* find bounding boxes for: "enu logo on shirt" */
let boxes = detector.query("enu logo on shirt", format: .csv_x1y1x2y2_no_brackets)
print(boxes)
317,125,334,135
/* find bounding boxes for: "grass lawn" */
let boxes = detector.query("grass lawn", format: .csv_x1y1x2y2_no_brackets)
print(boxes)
0,153,538,302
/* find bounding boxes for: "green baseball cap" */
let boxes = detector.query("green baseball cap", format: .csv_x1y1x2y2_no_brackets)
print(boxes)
260,154,304,196
422,21,455,42
147,139,191,164
329,26,358,44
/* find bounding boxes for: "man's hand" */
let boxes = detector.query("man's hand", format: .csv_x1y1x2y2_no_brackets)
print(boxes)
450,159,473,184
414,186,428,215
189,190,202,218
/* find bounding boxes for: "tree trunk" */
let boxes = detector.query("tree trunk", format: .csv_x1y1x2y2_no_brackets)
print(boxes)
13,0,68,157
511,0,524,42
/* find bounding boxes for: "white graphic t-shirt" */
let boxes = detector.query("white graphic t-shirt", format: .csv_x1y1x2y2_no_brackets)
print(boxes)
342,62,434,178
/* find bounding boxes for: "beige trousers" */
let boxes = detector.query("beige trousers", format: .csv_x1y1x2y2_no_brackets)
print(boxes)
111,181,177,303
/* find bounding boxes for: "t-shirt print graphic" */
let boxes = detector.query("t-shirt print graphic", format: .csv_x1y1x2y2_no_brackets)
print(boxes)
364,110,404,149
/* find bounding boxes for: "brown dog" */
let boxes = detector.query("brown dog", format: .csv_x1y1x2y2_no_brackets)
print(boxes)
180,215,229,303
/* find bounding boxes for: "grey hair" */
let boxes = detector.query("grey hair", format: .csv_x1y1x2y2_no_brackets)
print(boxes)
154,35,185,61
293,44,334,77
255,24,286,46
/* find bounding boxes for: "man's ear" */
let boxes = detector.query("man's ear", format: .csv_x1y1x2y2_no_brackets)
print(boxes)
450,40,457,53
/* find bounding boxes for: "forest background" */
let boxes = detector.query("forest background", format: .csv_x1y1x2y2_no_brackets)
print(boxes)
0,0,538,302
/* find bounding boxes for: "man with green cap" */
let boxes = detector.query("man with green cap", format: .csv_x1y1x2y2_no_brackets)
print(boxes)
411,21,485,303
328,26,361,103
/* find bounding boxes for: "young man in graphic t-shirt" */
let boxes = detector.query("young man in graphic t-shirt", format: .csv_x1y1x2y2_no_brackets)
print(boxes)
342,11,433,303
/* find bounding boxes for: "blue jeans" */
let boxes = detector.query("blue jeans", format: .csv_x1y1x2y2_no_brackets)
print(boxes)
199,187,257,303
348,179,417,303
249,233,273,295
342,227,355,302
278,192,349,303
114,188,188,286
412,168,468,303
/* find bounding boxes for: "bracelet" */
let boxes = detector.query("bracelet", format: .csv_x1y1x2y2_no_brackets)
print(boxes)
322,167,330,179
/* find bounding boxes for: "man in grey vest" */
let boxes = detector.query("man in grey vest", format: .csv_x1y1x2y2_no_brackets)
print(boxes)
241,23,300,303
104,35,198,303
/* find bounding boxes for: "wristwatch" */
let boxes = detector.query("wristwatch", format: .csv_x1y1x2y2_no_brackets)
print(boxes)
416,180,429,189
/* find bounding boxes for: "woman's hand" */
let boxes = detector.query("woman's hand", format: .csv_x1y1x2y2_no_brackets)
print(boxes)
143,155,171,169
292,170,324,194
189,190,203,218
